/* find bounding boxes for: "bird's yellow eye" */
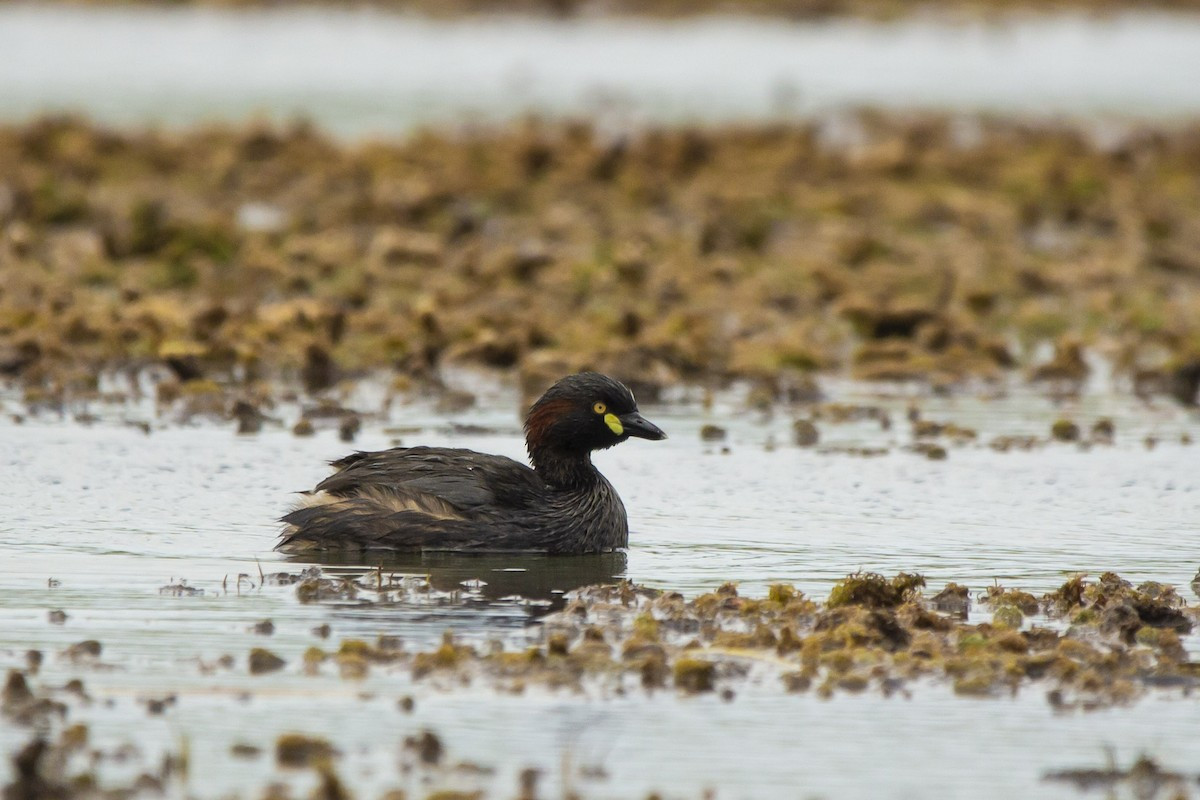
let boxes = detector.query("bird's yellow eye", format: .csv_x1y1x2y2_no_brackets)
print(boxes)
593,402,607,414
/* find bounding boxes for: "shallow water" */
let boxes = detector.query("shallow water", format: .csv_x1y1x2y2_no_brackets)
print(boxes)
1,375,1199,797
5,6,1200,133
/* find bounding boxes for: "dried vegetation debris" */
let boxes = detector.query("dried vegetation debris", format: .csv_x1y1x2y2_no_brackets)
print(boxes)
3,114,1200,415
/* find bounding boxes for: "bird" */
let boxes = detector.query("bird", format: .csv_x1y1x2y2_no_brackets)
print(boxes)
277,372,666,554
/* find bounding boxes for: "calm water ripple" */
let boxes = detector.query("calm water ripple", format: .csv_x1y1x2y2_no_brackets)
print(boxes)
4,7,1200,133
1,381,1198,797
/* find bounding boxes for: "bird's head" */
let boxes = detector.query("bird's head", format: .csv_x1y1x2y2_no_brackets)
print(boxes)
524,372,666,463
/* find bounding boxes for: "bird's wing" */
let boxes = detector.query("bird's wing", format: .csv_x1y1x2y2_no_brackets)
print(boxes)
310,446,546,517
277,447,549,552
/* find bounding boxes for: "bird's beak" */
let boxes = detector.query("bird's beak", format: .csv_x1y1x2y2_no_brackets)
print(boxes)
618,411,667,441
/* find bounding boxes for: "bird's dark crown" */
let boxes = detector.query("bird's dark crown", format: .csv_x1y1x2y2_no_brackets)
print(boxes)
536,372,637,415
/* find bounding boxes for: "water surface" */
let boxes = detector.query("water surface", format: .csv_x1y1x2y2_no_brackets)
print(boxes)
4,7,1200,133
1,377,1198,797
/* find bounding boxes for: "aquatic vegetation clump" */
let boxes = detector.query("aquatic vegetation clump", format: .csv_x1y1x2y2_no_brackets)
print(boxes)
6,114,1200,415
982,585,1040,615
275,733,339,768
366,571,1199,708
62,641,102,662
1090,418,1116,444
909,442,948,460
2,676,189,800
930,583,970,618
792,419,819,447
248,648,286,675
1050,419,1081,442
1041,573,1193,641
911,419,976,442
2,670,67,727
403,730,444,766
827,572,926,609
672,658,716,693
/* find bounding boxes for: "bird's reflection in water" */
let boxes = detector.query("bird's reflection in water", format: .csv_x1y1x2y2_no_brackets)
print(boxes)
282,550,628,621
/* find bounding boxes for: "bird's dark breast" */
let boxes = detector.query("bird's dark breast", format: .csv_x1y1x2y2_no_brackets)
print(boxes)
531,476,629,554
375,478,629,555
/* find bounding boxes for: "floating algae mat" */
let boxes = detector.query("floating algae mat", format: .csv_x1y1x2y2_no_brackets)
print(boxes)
1,379,1199,798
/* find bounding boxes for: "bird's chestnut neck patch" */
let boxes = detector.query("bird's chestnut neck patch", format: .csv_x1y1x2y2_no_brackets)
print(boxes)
525,397,576,450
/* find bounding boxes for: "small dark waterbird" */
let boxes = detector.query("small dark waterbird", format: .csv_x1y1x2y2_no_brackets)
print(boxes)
277,372,666,554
